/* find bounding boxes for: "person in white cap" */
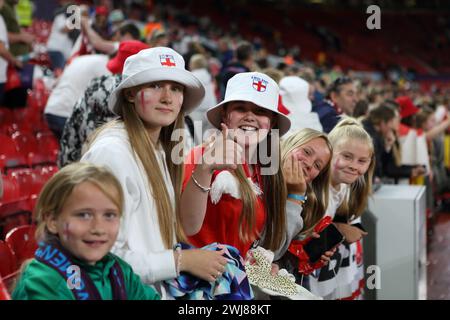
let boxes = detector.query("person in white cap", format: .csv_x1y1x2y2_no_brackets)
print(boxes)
81,47,228,299
180,71,293,259
279,76,323,135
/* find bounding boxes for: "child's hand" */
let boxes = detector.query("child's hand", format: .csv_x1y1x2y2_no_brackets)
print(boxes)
201,123,244,172
180,249,228,282
283,153,307,195
320,248,337,265
310,232,337,265
270,263,280,276
334,223,368,244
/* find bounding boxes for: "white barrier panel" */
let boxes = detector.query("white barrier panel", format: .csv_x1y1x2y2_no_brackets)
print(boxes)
367,185,427,300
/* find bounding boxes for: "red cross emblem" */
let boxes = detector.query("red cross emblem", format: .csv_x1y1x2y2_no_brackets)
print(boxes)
160,55,176,67
252,77,268,92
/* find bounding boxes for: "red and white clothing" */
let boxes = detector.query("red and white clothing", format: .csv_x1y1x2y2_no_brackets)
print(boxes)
183,146,267,257
308,184,365,300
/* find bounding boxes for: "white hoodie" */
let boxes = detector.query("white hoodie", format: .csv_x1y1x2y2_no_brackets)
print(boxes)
81,122,177,299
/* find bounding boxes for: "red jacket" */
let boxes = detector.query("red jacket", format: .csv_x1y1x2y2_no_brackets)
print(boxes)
183,146,267,257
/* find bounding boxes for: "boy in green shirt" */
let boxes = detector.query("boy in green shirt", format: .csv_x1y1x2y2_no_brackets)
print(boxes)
12,162,160,300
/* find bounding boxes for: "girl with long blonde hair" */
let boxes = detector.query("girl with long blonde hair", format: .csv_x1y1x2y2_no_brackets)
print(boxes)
81,47,228,299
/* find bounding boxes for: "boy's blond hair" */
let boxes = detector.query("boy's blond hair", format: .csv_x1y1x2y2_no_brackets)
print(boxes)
35,162,124,242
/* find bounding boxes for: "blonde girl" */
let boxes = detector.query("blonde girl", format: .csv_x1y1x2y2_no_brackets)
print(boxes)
273,128,334,285
12,162,159,300
308,117,375,300
81,47,228,298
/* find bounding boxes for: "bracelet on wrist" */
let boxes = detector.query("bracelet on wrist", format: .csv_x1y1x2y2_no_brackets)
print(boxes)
287,193,307,205
191,170,211,192
175,246,182,277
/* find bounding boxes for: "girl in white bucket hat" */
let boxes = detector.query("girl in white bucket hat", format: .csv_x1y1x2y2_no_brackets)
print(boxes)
180,71,295,259
81,47,229,299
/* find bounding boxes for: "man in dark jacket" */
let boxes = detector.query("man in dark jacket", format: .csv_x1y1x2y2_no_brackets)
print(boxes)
312,76,357,133
219,41,253,99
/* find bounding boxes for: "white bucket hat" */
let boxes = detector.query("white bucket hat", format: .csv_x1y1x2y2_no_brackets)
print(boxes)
206,72,291,136
279,76,312,114
108,47,205,115
280,76,323,134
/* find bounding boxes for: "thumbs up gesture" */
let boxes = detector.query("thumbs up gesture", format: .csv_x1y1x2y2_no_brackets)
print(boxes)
201,123,244,172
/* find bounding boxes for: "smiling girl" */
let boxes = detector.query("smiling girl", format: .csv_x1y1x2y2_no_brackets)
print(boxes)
81,47,228,298
308,117,375,300
12,163,160,300
181,72,292,258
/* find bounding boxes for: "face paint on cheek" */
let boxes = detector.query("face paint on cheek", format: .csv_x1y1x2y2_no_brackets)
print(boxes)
62,222,70,241
140,90,146,112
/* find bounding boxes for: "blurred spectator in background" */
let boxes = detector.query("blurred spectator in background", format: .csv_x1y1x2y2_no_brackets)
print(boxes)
0,0,34,56
92,5,111,40
353,99,369,119
262,67,284,84
415,105,450,194
0,0,23,103
108,8,125,30
188,53,217,144
363,104,425,183
312,76,357,133
44,53,111,140
219,40,253,98
46,1,77,71
59,40,150,167
279,75,322,135
147,28,169,47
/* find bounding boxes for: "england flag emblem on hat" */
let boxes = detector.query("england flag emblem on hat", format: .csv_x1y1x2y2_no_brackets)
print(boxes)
252,76,268,92
160,54,176,67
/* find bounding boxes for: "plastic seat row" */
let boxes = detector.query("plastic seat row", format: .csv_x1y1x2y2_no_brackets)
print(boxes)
0,225,38,299
0,131,59,172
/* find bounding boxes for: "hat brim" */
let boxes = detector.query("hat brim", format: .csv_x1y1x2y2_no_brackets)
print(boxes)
108,67,205,115
206,97,291,137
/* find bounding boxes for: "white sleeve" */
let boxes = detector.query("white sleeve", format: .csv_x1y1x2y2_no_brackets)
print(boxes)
273,200,304,260
81,140,177,283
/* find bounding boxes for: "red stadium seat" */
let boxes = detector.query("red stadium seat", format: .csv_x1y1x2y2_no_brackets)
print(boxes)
35,131,59,164
0,240,17,278
0,171,32,236
0,133,28,171
12,107,43,134
11,132,39,166
5,225,38,268
0,108,14,127
0,173,21,204
0,276,11,300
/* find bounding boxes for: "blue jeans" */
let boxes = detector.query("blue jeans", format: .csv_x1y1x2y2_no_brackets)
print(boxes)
45,113,67,141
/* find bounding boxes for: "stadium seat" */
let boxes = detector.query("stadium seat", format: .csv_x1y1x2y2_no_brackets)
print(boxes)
5,225,38,268
35,131,59,164
0,108,14,127
0,276,11,300
0,173,21,204
11,132,39,166
0,240,17,278
0,133,28,171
